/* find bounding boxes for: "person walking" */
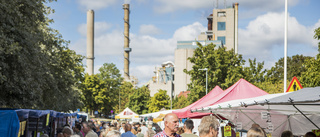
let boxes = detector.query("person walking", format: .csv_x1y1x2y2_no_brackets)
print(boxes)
121,124,136,137
144,124,155,137
198,116,220,137
181,119,197,137
153,113,181,137
140,123,148,135
83,121,99,137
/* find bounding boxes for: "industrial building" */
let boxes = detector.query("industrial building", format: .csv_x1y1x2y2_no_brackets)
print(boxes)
147,3,238,97
174,40,223,95
200,3,238,53
148,61,174,97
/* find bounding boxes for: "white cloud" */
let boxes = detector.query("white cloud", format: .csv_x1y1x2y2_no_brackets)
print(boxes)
238,12,317,68
124,0,131,4
173,22,206,41
154,0,213,13
139,24,162,35
71,21,206,85
130,65,156,85
154,0,299,16
77,0,117,10
78,22,113,37
231,0,299,12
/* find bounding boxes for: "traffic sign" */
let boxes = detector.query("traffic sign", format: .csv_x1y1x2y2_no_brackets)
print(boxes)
286,76,303,92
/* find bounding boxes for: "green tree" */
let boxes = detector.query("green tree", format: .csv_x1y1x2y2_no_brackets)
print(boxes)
147,89,170,113
185,42,246,104
80,74,106,113
254,81,284,94
300,27,320,87
127,86,150,114
41,48,85,111
265,55,312,84
97,63,123,115
173,95,189,109
113,81,135,114
243,59,266,83
0,0,85,111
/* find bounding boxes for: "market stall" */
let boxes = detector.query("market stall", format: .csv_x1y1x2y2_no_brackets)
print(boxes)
115,107,139,119
173,79,269,118
192,87,320,136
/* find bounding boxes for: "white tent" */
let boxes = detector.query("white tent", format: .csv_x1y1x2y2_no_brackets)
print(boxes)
115,107,139,119
192,87,320,136
140,109,176,118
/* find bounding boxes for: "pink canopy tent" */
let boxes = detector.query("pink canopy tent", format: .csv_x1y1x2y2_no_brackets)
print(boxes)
173,86,223,118
173,78,269,118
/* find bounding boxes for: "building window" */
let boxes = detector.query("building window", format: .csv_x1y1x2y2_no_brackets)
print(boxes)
217,36,225,45
208,35,213,40
217,22,226,31
217,12,226,17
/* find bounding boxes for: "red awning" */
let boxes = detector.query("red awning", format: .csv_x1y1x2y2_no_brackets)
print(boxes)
173,78,269,118
173,85,223,118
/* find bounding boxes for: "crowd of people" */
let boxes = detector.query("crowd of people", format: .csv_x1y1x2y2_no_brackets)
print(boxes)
40,113,317,137
46,117,159,137
246,123,317,137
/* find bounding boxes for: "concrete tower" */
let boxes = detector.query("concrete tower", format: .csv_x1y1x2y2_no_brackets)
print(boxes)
123,4,131,81
204,3,238,51
86,10,94,75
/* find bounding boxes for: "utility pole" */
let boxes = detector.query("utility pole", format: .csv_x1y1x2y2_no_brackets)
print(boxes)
199,68,208,95
284,0,288,93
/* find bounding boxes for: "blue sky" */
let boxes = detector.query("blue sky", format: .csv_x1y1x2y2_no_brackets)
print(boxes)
47,0,320,86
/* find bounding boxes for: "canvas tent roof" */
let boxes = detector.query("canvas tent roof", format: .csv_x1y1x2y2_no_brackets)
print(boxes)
140,109,175,118
173,86,224,118
0,110,19,137
14,109,79,121
173,79,268,118
193,87,320,136
115,107,139,119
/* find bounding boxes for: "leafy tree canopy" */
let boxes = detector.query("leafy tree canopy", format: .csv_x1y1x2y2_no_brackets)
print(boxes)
300,27,320,87
185,43,247,104
147,89,170,113
126,86,151,114
0,0,84,111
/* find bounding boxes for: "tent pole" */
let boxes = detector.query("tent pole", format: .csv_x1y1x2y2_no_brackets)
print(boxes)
273,115,291,132
240,110,256,123
36,118,39,136
243,114,260,129
293,104,320,129
212,113,223,121
288,115,292,131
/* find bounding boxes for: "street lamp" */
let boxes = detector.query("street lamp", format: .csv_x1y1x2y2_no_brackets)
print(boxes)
199,68,208,95
119,89,120,113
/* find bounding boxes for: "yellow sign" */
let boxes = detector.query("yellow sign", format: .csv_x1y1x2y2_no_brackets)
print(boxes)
46,113,50,126
18,121,26,137
286,76,303,92
267,133,272,137
224,126,232,136
236,132,240,137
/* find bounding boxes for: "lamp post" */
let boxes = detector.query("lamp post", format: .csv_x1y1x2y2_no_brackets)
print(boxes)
284,0,288,93
118,87,120,113
199,68,208,95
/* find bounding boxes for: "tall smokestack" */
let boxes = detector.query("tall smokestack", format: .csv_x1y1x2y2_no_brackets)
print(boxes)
87,10,94,75
234,3,239,54
123,4,131,81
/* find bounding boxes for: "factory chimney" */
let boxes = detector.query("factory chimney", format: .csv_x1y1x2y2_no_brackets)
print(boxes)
87,10,94,75
123,4,131,81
